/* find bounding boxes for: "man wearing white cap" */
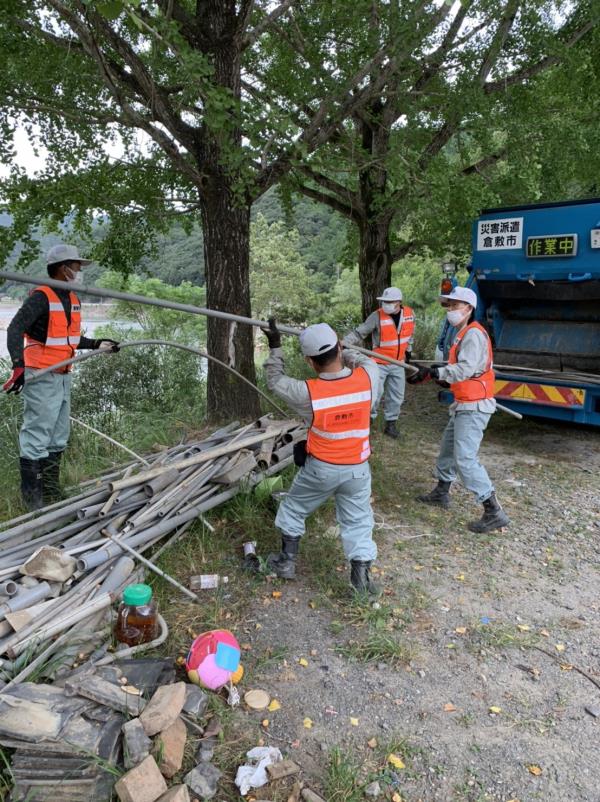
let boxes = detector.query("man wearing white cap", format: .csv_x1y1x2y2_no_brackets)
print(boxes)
3,244,119,510
263,319,380,594
343,287,415,439
409,286,509,533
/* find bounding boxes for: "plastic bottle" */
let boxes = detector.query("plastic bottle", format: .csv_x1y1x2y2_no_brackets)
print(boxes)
114,583,159,646
190,574,230,590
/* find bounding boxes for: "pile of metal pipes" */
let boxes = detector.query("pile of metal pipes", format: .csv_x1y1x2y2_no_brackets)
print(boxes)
0,415,303,686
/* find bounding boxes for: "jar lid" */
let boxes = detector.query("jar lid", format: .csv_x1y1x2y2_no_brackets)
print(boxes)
123,583,153,606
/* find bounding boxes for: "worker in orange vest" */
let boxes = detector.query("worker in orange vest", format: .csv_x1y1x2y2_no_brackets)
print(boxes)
409,286,509,533
343,287,415,439
2,244,119,510
263,320,381,594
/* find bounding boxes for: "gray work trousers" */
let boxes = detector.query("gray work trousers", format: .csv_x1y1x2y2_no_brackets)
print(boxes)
19,369,72,460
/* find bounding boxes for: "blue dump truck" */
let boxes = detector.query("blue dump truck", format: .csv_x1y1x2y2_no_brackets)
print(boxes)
440,198,600,426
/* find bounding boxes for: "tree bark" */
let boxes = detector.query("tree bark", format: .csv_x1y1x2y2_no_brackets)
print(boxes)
356,103,393,319
196,1,260,420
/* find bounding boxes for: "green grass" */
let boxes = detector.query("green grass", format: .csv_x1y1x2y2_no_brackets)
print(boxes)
325,748,365,802
336,631,416,667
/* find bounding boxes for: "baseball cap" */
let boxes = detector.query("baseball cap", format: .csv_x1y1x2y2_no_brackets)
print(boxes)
46,244,92,266
439,286,477,309
299,323,339,357
376,286,403,302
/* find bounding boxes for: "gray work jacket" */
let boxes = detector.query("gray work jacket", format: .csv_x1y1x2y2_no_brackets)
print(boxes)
264,348,380,424
437,326,496,414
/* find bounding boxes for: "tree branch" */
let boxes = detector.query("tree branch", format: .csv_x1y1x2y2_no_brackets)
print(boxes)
243,0,297,48
484,19,595,94
462,150,507,175
294,182,359,222
478,0,520,86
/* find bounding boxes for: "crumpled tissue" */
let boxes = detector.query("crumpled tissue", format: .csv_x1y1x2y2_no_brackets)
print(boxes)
234,745,283,795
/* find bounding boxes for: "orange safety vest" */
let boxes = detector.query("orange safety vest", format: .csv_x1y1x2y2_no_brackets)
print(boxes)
449,322,495,403
306,367,372,465
24,286,81,371
373,306,415,364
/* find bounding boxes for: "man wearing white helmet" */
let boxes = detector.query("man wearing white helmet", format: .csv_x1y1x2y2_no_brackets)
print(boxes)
343,287,415,439
409,286,509,533
2,244,119,510
263,319,381,594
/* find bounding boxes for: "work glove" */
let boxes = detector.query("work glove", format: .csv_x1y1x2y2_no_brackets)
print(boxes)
263,318,281,349
407,366,433,385
95,339,120,352
404,351,411,364
2,367,25,394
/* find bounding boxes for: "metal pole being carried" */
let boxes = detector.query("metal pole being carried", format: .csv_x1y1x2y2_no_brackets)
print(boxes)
0,271,417,374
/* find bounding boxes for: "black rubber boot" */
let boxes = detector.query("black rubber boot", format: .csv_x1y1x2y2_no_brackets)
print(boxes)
267,535,300,579
41,451,63,504
468,492,510,533
350,560,382,596
383,420,399,439
417,480,452,509
20,457,43,511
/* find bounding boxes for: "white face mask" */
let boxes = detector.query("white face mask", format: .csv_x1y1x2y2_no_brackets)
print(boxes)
65,268,84,286
382,302,400,314
446,309,467,327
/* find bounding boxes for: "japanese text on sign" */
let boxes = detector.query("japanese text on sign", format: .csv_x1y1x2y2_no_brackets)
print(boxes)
526,235,578,258
476,218,523,251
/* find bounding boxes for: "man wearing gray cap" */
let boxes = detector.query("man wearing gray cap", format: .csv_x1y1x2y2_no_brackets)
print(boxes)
263,320,380,594
409,286,509,533
343,287,415,439
3,244,119,510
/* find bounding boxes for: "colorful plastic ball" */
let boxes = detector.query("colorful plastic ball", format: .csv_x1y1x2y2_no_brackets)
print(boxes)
185,629,241,691
231,664,244,685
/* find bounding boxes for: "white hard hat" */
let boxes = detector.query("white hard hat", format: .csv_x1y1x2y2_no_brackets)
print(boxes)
376,287,403,302
439,286,477,309
299,323,338,357
46,244,92,266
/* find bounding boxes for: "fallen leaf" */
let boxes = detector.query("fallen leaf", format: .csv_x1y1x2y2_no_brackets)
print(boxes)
268,699,281,712
241,643,252,651
517,624,531,632
443,703,457,712
299,658,308,667
350,717,359,726
527,764,543,776
272,591,282,599
555,643,566,653
367,737,378,748
121,685,142,696
310,649,318,656
261,719,269,727
387,753,405,770
413,564,424,571
455,627,467,635
489,706,502,714
308,600,317,609
303,718,313,729
559,664,573,671
455,574,465,581
392,794,403,802
540,629,550,637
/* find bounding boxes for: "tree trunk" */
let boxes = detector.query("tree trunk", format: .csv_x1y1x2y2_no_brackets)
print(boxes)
200,187,260,420
358,216,393,319
196,1,260,420
356,103,393,319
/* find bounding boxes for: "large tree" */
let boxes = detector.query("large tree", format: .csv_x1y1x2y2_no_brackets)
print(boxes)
0,0,409,417
276,0,600,318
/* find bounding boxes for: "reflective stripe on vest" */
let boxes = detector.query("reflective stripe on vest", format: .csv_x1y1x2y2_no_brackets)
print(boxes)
373,306,415,363
449,322,495,403
306,366,372,465
24,286,82,371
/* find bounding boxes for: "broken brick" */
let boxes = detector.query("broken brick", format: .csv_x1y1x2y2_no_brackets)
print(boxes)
155,716,187,778
140,682,186,736
114,755,167,802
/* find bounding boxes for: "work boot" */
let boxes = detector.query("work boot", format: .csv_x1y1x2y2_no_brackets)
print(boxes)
417,480,452,509
41,451,63,504
350,560,382,597
468,492,510,533
267,535,299,579
20,457,43,511
383,420,399,439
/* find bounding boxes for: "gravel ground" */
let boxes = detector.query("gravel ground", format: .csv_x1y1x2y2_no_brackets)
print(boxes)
229,387,600,802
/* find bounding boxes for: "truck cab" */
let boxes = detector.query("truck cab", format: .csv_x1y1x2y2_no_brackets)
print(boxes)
467,198,600,425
